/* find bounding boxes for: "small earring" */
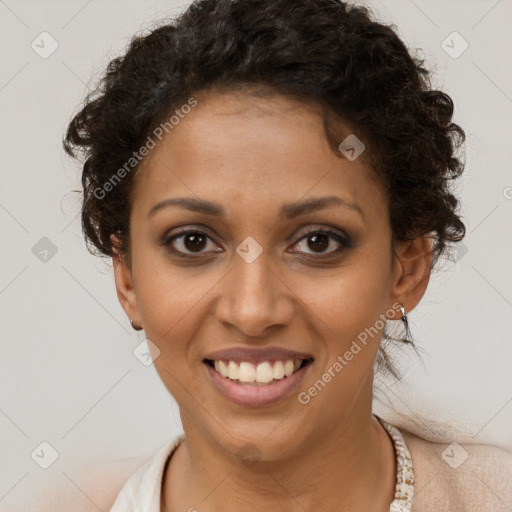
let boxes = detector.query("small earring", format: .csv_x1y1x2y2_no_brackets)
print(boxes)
130,319,143,331
399,305,413,343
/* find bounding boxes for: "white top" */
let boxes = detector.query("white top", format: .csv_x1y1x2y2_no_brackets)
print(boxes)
109,415,415,512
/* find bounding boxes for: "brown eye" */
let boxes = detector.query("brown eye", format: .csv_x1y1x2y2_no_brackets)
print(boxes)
291,229,349,256
183,232,207,252
165,229,220,256
306,233,329,252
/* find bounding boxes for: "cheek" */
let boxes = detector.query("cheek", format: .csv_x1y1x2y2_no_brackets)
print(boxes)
301,259,392,355
292,263,391,425
134,264,211,400
133,260,210,359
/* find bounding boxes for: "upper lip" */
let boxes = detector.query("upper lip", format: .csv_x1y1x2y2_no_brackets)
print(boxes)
204,346,314,364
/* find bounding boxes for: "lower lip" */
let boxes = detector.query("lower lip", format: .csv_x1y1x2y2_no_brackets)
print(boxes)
204,362,311,407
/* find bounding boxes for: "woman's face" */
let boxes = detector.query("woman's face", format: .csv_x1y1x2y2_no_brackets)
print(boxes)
114,90,421,460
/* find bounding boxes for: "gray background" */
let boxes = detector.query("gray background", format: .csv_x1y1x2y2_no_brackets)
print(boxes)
1,0,511,508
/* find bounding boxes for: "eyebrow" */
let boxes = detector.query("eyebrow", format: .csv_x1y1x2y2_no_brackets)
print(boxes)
146,195,365,221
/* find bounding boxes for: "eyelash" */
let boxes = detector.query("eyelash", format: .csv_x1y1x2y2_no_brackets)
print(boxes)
162,227,351,259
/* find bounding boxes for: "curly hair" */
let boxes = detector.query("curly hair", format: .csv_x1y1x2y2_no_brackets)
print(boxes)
63,0,466,379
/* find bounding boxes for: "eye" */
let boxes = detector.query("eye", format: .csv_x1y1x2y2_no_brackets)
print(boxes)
164,229,221,256
163,227,350,259
290,228,349,256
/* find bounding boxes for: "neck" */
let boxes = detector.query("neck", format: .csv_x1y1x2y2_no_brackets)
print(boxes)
162,385,396,512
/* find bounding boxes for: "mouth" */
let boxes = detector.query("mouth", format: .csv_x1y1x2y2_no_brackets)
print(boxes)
203,358,313,385
202,347,314,407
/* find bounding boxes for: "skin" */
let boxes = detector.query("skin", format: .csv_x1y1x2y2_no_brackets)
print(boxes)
113,89,431,512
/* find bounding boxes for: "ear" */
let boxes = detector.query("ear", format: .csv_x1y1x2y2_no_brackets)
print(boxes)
111,236,142,328
388,236,432,320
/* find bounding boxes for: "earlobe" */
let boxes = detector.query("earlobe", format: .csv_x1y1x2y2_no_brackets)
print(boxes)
389,237,432,319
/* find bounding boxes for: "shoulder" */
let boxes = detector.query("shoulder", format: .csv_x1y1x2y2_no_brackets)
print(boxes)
9,454,149,512
399,428,512,512
16,437,183,512
68,454,152,511
91,436,183,512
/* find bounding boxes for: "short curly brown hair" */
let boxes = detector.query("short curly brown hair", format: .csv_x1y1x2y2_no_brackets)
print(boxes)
63,0,466,379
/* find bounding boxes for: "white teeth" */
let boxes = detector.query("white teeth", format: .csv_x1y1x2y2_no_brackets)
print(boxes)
218,360,228,378
238,362,256,382
273,360,285,379
256,362,274,383
227,360,239,380
211,358,307,384
284,360,295,377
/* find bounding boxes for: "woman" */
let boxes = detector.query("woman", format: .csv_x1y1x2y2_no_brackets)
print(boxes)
63,0,512,510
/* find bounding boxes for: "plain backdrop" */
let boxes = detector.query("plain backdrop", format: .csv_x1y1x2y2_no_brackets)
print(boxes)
1,0,511,508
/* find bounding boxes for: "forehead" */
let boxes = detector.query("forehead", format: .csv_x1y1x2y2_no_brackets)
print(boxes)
131,91,386,221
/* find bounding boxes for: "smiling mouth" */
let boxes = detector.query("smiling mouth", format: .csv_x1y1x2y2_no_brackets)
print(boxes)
203,358,314,386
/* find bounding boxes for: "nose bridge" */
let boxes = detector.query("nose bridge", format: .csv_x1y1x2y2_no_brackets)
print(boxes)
216,246,292,335
234,251,273,300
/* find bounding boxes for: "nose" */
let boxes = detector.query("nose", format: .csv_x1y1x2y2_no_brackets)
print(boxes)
214,250,295,338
